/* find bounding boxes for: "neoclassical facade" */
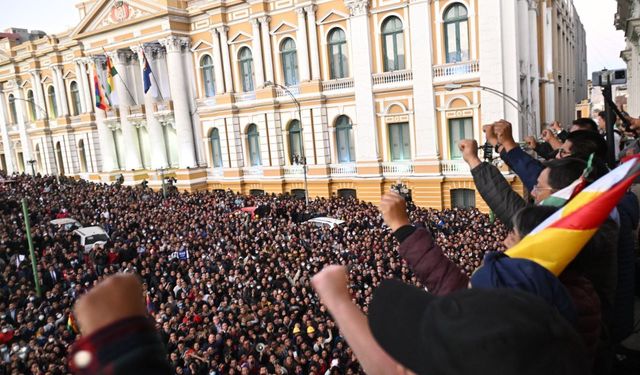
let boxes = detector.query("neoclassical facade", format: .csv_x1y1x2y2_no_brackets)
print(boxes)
618,0,640,118
0,0,586,209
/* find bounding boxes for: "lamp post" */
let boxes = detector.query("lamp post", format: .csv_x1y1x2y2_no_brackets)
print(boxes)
26,159,36,176
444,83,536,137
264,81,309,206
156,166,168,199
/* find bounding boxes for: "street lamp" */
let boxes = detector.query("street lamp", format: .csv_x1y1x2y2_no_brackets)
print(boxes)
444,83,536,137
26,159,36,176
264,81,309,206
155,166,168,199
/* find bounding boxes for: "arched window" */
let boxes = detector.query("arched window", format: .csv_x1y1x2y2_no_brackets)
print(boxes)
70,82,82,116
335,116,355,163
201,55,216,97
26,90,37,121
78,139,88,173
210,128,223,168
444,4,470,63
381,17,405,72
239,47,254,93
247,124,261,166
288,120,303,164
55,142,65,175
328,29,348,79
281,38,299,86
48,86,58,119
8,94,17,124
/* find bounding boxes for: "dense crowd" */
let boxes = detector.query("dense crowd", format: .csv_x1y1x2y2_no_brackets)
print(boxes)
0,173,507,375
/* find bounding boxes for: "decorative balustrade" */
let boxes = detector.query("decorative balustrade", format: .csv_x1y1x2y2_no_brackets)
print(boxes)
284,165,305,176
154,101,174,112
207,168,223,178
372,70,413,86
243,167,264,176
234,92,257,103
381,162,414,175
441,160,471,175
433,61,480,79
322,78,354,92
276,86,301,98
330,164,357,175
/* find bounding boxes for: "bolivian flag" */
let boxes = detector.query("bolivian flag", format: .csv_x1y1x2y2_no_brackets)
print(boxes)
507,156,640,276
106,56,117,95
93,63,110,111
67,312,79,333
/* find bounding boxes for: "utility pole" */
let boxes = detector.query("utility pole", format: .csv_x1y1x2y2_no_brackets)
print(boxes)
22,198,41,297
27,159,36,176
156,166,168,199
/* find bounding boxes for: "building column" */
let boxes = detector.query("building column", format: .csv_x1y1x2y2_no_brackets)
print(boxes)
250,18,265,88
305,5,321,80
260,17,275,84
345,0,380,163
528,0,541,134
73,61,88,114
53,66,70,117
295,8,311,82
80,60,93,113
30,71,47,120
159,36,198,169
107,50,143,170
209,28,227,94
217,27,234,93
11,79,34,169
0,84,16,173
90,58,118,172
131,44,169,170
409,0,439,161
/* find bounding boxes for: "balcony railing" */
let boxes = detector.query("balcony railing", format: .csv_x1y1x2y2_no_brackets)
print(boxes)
441,160,471,175
372,70,413,86
154,101,174,113
330,164,357,176
433,60,480,79
276,86,301,98
207,168,223,178
196,98,216,109
284,165,305,176
322,78,354,92
234,92,257,103
382,162,414,175
243,167,263,176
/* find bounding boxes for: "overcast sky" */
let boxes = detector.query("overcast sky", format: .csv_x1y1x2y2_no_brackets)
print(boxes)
0,0,629,74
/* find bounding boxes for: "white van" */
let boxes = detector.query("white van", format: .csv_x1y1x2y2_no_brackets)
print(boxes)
305,217,346,229
73,227,110,253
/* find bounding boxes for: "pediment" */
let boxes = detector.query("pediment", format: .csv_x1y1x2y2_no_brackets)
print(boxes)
191,40,213,52
71,0,164,38
63,70,77,79
270,21,298,36
41,75,54,84
228,31,254,45
317,10,349,25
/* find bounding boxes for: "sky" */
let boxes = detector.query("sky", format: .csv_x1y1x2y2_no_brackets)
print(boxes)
0,0,629,74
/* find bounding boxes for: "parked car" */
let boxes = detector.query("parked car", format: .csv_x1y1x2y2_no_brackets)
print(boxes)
50,218,83,232
305,217,346,229
72,227,110,253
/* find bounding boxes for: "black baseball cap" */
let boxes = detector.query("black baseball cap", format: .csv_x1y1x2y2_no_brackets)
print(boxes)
368,279,588,375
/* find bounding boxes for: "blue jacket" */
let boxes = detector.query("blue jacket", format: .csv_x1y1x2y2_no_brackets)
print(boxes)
500,147,543,192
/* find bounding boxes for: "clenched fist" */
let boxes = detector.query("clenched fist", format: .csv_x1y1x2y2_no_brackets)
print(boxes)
458,139,482,170
524,136,537,150
492,120,518,151
311,265,351,304
378,193,410,233
483,124,498,147
74,273,146,336
541,129,556,142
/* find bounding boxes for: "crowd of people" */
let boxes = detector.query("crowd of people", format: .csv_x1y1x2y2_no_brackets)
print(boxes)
0,172,507,375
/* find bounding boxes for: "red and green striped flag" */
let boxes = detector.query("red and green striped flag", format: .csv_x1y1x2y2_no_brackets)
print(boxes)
93,63,110,111
67,312,79,333
507,156,640,276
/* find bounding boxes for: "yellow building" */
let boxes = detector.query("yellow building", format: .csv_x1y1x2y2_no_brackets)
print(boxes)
0,0,587,210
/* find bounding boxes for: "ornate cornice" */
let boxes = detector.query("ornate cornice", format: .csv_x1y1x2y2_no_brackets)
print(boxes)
344,0,369,17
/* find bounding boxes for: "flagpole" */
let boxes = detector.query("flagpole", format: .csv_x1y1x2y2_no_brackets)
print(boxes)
138,43,165,102
102,47,138,106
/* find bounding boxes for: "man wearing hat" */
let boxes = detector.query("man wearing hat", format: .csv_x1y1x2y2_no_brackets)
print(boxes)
312,265,589,375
